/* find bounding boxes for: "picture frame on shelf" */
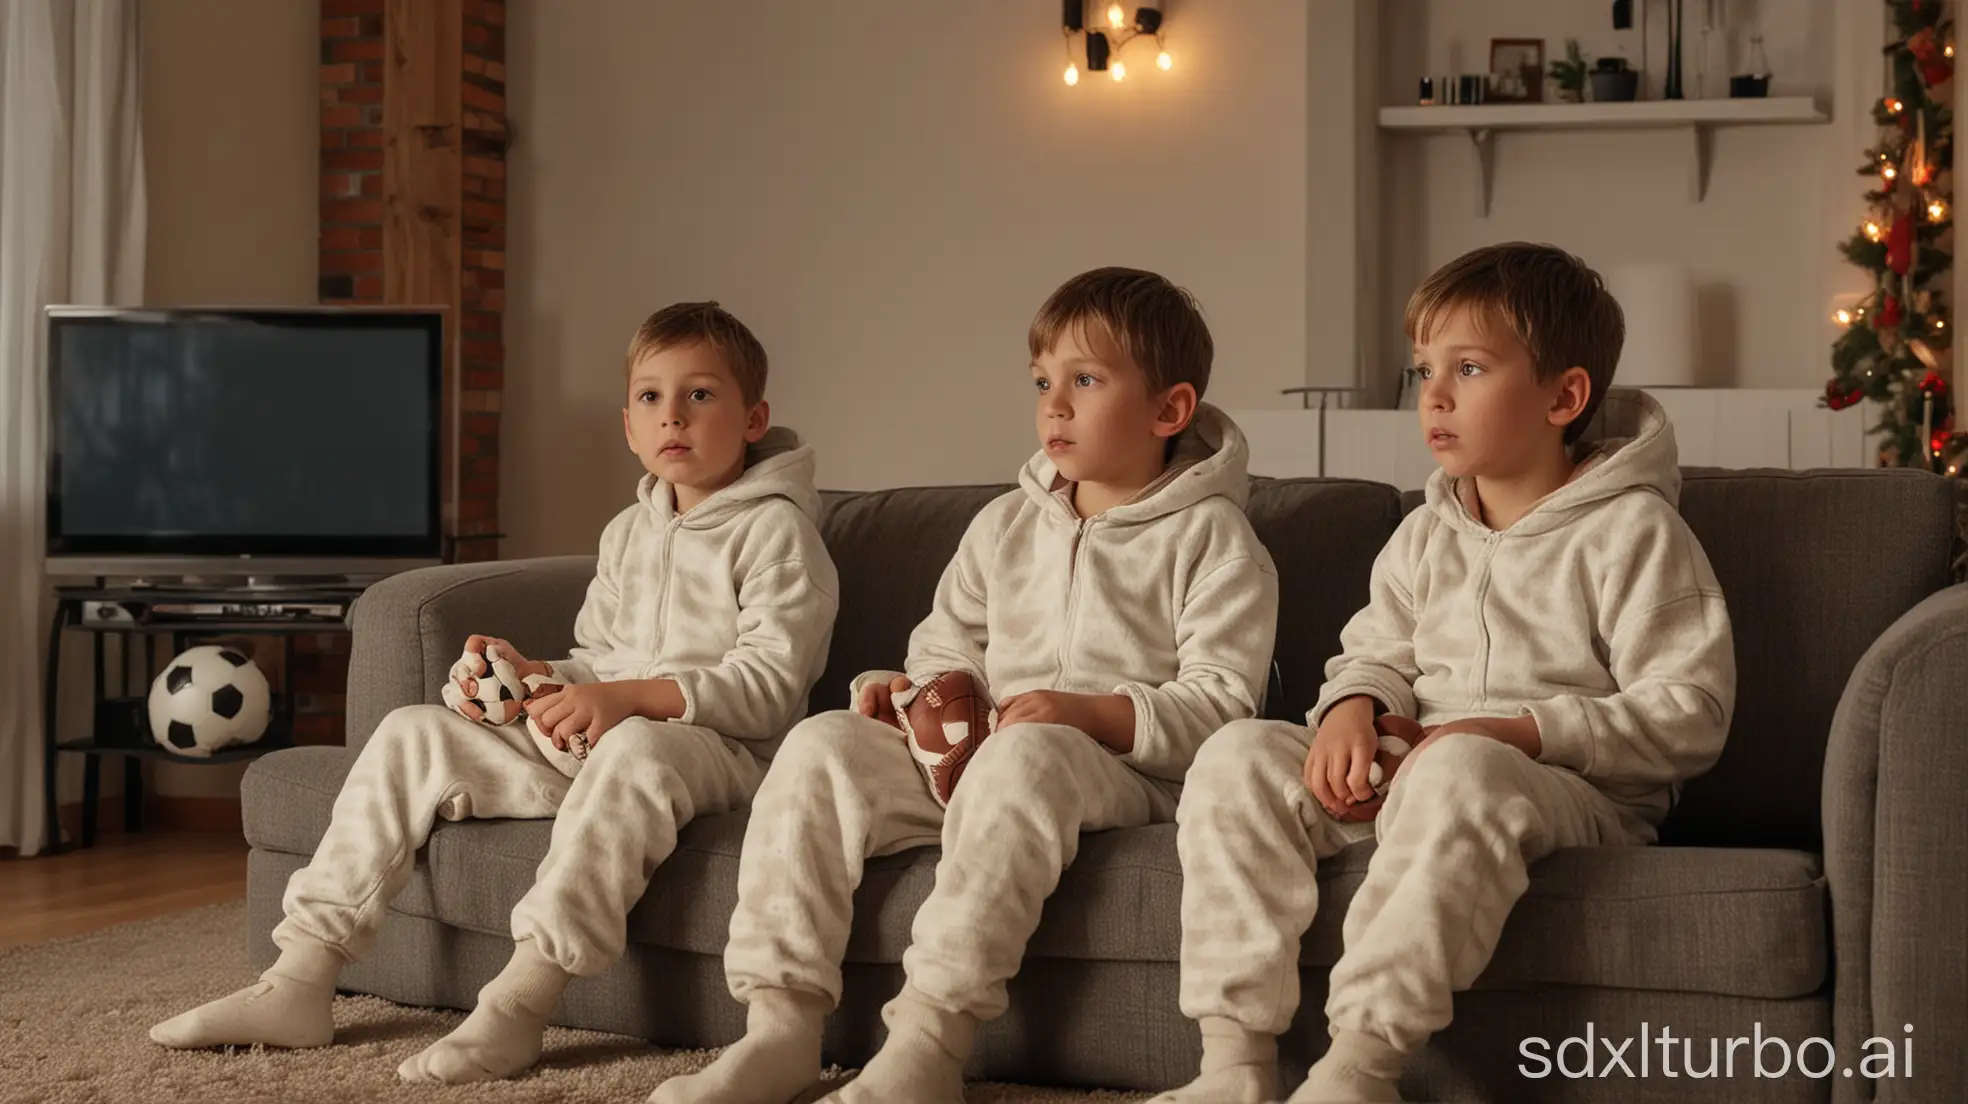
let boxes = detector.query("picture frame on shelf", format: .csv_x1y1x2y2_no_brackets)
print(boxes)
1488,38,1546,103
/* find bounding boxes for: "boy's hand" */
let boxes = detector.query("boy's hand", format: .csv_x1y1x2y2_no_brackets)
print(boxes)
857,675,913,728
456,634,552,700
524,681,638,751
1305,696,1383,818
995,690,1136,752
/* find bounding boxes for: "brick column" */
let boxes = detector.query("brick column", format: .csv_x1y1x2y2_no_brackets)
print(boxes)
306,0,509,747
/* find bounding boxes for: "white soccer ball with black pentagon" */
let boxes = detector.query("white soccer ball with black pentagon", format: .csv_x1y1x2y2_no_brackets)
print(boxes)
147,645,272,757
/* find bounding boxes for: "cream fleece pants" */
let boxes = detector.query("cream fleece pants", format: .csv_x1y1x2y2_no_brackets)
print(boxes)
273,703,764,977
724,709,1176,1020
1177,719,1649,1053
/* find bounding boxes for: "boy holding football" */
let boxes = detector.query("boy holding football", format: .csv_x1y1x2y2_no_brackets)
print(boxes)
651,267,1280,1104
1154,243,1736,1103
152,303,840,1086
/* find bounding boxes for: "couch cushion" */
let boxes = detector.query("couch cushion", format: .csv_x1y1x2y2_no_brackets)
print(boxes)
1246,478,1402,721
811,485,1011,716
407,813,1824,1001
242,746,354,855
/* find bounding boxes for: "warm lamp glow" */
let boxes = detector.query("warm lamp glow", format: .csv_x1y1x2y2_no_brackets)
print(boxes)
1157,49,1173,70
1108,4,1125,28
1111,60,1127,81
1835,308,1855,326
1064,63,1079,86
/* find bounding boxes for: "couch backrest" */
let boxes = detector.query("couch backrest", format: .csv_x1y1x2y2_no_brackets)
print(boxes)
811,478,1401,724
1406,469,1959,848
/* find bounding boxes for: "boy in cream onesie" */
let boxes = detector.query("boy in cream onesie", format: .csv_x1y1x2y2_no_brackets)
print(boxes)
651,267,1280,1104
150,302,839,1085
1153,243,1737,1104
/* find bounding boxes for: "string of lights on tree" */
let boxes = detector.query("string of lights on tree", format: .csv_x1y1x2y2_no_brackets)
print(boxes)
1824,0,1960,477
1060,1,1172,86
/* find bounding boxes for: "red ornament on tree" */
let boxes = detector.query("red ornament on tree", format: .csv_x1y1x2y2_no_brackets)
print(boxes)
1921,58,1954,86
1876,294,1906,329
1825,379,1866,410
1887,217,1915,274
1917,369,1947,395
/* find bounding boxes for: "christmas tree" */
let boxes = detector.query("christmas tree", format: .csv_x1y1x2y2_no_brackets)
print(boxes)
1824,0,1960,477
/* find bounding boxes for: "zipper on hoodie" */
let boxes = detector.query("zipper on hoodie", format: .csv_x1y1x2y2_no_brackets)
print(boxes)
1471,530,1501,704
647,514,682,679
1056,516,1092,682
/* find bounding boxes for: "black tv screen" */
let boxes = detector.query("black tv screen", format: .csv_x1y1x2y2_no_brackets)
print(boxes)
46,308,443,562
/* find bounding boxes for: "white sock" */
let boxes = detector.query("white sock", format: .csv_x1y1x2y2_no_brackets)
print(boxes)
1145,1017,1278,1104
647,988,830,1104
149,940,341,1050
398,938,570,1083
1287,1030,1406,1103
825,987,973,1104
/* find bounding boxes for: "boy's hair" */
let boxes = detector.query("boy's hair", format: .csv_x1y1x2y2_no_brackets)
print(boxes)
1405,243,1624,445
1028,267,1213,398
625,301,768,406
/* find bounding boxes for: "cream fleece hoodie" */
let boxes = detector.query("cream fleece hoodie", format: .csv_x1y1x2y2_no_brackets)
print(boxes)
1310,390,1735,820
548,427,840,758
857,405,1280,785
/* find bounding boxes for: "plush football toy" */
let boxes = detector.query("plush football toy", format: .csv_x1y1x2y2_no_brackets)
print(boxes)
441,644,531,725
893,670,997,807
1333,714,1424,824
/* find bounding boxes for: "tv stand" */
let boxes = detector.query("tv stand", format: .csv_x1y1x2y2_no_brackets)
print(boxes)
41,579,368,852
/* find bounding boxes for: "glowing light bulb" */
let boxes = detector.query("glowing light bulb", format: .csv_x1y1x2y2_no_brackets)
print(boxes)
1111,60,1127,81
1937,318,1948,331
1108,3,1125,28
1929,199,1948,221
1835,308,1855,326
1157,49,1173,71
1883,164,1899,180
1864,220,1883,241
1064,63,1079,86
1886,97,1905,114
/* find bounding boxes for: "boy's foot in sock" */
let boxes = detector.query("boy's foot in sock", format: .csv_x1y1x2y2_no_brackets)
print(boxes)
1287,1030,1405,1103
149,941,340,1050
823,988,973,1104
1146,1017,1278,1104
648,988,829,1104
399,938,570,1083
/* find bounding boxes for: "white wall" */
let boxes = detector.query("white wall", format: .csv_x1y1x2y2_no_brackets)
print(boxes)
502,0,1315,557
1363,0,1874,393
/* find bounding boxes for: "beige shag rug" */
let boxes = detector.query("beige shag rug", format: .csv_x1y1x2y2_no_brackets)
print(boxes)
0,901,1151,1104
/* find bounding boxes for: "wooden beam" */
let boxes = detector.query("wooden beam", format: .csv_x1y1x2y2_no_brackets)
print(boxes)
383,0,464,537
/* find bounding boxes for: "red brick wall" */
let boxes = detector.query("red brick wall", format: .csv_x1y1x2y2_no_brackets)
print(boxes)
319,0,385,306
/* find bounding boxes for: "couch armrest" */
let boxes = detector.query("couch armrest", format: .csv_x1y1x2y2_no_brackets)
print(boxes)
1823,581,1968,1104
344,556,597,754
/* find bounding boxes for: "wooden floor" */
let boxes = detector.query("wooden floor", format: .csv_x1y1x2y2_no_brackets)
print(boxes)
0,831,248,951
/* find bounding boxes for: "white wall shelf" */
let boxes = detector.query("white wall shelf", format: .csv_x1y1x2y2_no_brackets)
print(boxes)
1377,97,1830,216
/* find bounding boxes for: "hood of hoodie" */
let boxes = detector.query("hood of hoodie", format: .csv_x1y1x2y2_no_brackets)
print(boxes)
1426,389,1681,539
637,425,823,528
1017,403,1252,525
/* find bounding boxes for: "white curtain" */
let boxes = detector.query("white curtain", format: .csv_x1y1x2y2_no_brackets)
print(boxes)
0,0,145,856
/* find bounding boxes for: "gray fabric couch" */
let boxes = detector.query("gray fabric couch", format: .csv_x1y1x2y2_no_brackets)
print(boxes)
242,469,1967,1103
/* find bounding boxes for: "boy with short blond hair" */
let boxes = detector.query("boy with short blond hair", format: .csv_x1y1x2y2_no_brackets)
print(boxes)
1155,243,1736,1103
152,302,840,1085
651,267,1281,1104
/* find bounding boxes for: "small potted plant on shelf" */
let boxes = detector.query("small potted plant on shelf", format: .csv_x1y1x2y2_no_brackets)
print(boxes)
1590,56,1639,102
1549,39,1589,103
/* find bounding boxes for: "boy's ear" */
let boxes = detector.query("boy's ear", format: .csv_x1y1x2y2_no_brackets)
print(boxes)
1153,382,1200,439
622,406,637,453
744,399,772,444
1547,367,1592,433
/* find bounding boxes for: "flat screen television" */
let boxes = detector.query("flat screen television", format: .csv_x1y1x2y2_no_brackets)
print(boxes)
44,306,445,580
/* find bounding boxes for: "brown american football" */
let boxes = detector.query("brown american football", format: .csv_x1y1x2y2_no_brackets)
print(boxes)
1333,714,1426,824
896,670,997,806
